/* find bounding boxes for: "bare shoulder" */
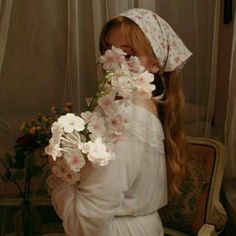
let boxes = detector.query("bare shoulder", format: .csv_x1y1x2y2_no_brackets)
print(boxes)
133,99,158,117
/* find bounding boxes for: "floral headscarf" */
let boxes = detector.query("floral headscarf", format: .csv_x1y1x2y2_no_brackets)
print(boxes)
120,8,192,73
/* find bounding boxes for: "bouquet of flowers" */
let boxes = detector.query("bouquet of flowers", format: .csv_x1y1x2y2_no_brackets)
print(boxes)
45,46,155,185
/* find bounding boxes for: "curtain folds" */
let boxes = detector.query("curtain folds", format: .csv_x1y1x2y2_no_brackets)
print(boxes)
225,10,236,180
64,0,80,112
0,0,225,154
0,0,13,155
64,0,97,113
224,9,236,228
0,0,234,206
64,0,158,112
0,0,13,76
155,0,221,138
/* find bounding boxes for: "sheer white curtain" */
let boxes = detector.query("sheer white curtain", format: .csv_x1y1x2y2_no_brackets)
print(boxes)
0,0,223,152
224,8,236,215
0,0,13,155
0,0,13,75
0,0,68,196
225,10,236,180
0,0,228,198
155,0,221,137
64,0,97,113
64,0,158,112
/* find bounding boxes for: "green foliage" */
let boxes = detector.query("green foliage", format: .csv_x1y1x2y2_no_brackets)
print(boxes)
0,102,73,201
12,171,25,181
5,152,14,168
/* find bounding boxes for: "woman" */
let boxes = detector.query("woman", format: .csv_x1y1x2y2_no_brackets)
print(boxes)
48,8,192,236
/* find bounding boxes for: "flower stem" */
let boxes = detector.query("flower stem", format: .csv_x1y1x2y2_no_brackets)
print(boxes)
88,73,112,111
60,137,78,144
65,132,81,142
0,158,24,199
23,172,28,203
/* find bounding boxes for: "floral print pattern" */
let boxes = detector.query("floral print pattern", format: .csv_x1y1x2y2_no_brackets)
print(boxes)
159,143,215,235
120,8,192,73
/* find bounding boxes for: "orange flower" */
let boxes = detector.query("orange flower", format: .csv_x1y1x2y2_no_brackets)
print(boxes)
29,127,36,134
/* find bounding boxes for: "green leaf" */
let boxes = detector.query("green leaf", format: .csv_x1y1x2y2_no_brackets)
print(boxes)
28,166,43,178
1,174,9,182
12,160,24,169
1,172,12,182
12,171,25,181
5,152,13,168
25,153,34,168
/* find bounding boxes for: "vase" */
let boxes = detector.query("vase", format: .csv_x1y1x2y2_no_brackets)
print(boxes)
13,201,42,236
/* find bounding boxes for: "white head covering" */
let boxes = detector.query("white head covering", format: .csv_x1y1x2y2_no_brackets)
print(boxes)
120,8,192,73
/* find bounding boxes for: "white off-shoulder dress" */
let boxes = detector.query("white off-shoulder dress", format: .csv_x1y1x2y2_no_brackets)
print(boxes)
48,103,168,236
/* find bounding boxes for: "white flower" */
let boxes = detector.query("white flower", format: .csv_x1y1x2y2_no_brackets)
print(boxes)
51,121,64,135
58,113,85,133
51,158,81,184
111,46,127,56
106,114,124,131
133,71,155,100
64,149,86,172
98,94,115,110
112,75,133,99
135,71,154,87
126,56,145,73
45,143,62,161
100,46,126,70
81,111,101,123
50,122,63,144
87,116,106,138
85,137,112,166
45,122,64,160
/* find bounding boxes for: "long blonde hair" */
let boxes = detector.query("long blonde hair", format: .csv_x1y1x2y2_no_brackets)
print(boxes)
100,16,186,195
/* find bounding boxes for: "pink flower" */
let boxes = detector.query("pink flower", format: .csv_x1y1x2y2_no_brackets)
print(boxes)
81,111,101,123
50,122,63,144
132,71,155,100
135,71,154,87
51,159,67,177
52,157,81,184
87,117,106,138
126,56,145,73
98,94,115,110
81,111,94,123
112,76,133,99
106,114,123,131
45,143,62,161
64,149,86,172
100,46,126,70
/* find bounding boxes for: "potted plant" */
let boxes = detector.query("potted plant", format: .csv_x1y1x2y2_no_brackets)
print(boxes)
0,103,72,236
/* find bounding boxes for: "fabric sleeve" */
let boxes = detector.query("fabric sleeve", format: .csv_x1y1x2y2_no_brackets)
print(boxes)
49,135,146,236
